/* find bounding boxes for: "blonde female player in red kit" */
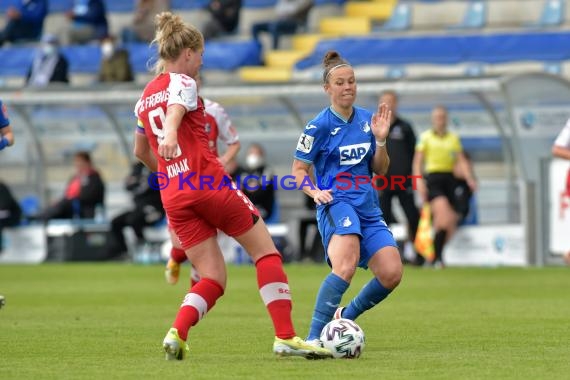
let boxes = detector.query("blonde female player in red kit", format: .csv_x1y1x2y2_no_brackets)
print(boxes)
134,12,331,361
165,72,241,287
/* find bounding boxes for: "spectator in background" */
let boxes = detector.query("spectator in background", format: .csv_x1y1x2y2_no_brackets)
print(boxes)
98,36,134,83
0,0,48,46
377,90,420,265
251,0,313,50
0,181,22,253
235,143,276,220
66,0,109,44
202,0,242,40
35,151,105,221
105,162,165,260
26,34,69,87
412,105,477,268
0,100,15,151
121,0,170,43
552,119,570,265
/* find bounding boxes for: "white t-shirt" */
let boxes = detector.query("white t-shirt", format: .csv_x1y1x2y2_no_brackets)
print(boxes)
554,119,570,149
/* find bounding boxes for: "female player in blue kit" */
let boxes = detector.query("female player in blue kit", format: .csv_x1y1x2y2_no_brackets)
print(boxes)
292,51,403,344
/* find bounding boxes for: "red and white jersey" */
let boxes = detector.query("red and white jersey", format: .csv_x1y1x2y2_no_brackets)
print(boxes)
135,72,227,209
554,119,570,149
203,97,239,156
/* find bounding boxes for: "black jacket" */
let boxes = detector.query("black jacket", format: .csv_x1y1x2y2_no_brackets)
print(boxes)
207,0,242,32
0,181,22,226
125,162,163,210
234,165,275,220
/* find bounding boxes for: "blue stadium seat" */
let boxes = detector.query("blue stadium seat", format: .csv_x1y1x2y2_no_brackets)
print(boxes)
295,32,570,69
0,40,262,77
526,0,565,27
544,61,562,75
385,65,407,79
264,197,281,224
20,195,40,219
243,0,276,7
464,63,485,77
171,0,208,10
378,2,412,32
448,0,486,30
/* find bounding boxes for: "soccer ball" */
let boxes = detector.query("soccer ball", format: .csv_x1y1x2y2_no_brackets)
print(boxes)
320,318,365,359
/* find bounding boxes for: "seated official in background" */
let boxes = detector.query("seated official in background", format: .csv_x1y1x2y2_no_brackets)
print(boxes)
35,151,105,221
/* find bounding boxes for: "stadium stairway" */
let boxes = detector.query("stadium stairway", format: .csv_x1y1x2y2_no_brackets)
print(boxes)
239,0,396,83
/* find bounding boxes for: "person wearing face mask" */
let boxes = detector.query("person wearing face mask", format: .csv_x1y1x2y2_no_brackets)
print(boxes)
26,34,69,87
98,36,134,83
235,143,276,221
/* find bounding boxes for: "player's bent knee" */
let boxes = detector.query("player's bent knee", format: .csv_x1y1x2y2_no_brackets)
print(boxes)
381,266,403,290
332,263,357,282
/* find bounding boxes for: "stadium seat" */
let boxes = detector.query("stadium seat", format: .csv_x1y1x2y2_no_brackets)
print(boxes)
239,66,292,82
19,195,40,221
378,2,412,31
344,0,395,21
264,198,281,224
448,0,487,29
385,65,406,79
264,50,307,68
292,34,325,54
465,63,485,77
171,0,209,10
525,0,564,27
544,62,562,75
319,17,372,36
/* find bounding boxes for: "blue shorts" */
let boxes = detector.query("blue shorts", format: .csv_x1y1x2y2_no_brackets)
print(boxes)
317,201,397,269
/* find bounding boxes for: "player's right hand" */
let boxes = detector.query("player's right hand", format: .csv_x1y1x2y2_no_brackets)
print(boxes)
313,189,333,205
158,133,179,161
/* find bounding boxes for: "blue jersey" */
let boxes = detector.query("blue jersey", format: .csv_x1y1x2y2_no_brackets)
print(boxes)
0,101,9,130
294,106,381,217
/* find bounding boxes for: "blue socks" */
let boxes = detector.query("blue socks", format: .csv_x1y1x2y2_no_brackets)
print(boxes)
342,277,392,321
307,273,349,340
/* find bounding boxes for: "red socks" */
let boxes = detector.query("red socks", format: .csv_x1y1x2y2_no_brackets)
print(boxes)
170,247,187,264
171,254,295,341
255,254,296,339
173,278,224,341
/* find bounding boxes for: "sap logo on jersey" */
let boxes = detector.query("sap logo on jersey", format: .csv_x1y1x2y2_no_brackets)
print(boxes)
339,143,371,165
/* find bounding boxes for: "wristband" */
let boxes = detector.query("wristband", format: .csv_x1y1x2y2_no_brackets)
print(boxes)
376,139,386,147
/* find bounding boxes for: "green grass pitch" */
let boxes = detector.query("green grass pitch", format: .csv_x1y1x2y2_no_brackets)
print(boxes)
1,264,569,379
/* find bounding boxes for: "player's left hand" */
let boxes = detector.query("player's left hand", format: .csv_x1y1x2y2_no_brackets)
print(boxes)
371,103,391,142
